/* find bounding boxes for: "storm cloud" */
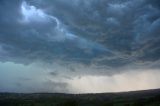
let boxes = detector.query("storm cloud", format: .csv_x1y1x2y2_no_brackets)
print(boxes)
0,0,160,93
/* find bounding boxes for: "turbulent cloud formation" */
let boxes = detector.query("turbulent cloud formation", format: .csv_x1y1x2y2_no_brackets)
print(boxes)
0,0,160,93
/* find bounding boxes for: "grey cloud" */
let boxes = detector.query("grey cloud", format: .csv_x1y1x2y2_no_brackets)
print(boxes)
147,0,160,9
0,0,109,64
49,72,58,76
0,0,160,75
14,80,69,93
42,80,69,93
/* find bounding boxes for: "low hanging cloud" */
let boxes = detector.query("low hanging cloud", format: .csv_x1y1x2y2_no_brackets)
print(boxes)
0,0,160,75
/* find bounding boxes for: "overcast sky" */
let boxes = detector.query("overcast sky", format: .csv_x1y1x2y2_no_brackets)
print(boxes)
0,0,160,93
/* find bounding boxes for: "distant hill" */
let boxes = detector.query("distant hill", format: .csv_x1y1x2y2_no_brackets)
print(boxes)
0,88,160,106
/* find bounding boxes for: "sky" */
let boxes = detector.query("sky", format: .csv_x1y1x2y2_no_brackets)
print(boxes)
0,0,160,93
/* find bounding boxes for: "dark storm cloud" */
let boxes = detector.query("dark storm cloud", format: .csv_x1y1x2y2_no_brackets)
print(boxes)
0,0,160,73
0,0,108,65
49,72,58,76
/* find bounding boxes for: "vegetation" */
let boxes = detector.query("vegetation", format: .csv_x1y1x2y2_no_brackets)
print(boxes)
0,89,160,106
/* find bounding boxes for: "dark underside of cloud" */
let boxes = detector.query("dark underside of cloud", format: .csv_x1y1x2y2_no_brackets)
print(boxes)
0,0,160,74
